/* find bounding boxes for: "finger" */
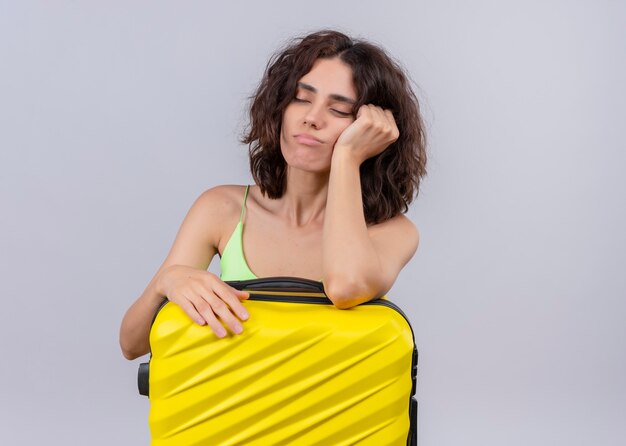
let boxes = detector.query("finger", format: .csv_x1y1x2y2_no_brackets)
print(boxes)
190,295,230,337
384,109,396,124
368,104,382,118
366,104,383,115
195,280,249,321
214,281,251,321
386,111,400,140
177,294,206,326
367,105,389,130
376,109,396,134
356,104,371,120
237,290,250,300
197,303,229,338
190,295,225,335
207,295,244,335
375,108,389,129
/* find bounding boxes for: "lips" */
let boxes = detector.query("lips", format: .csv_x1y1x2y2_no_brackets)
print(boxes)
294,134,323,145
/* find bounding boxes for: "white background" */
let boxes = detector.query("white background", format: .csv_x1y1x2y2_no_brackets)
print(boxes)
1,1,624,444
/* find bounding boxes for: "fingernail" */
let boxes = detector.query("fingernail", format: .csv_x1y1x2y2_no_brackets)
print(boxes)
234,325,243,334
217,328,226,337
240,311,249,320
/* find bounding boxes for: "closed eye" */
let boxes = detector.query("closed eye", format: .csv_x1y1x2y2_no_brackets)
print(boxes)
332,109,352,117
294,98,352,117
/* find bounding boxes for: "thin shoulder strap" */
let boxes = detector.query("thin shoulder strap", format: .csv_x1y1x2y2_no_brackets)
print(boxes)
239,185,250,222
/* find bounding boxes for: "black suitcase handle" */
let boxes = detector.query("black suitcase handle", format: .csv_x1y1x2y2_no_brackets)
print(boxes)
138,362,149,397
226,276,325,293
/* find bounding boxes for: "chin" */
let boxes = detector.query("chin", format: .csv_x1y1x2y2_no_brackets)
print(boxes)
282,150,330,173
286,160,331,175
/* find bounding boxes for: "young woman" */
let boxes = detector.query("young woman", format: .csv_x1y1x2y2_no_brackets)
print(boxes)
119,29,427,360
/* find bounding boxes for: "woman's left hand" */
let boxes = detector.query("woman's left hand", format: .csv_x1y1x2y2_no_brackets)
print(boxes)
333,104,399,165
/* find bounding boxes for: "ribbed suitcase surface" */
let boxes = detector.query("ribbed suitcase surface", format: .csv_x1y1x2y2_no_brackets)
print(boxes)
140,278,417,445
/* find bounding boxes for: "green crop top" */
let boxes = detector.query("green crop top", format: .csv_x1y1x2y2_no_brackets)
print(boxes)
219,185,258,281
219,185,323,283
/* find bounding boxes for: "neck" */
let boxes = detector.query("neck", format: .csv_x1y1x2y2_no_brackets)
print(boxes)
278,167,330,228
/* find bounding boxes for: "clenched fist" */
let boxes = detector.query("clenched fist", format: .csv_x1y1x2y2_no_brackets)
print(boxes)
333,104,399,165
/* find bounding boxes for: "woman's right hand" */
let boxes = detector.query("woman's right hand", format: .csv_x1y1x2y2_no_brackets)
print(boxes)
157,265,250,338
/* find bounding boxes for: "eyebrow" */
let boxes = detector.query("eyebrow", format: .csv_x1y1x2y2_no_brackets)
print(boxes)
296,82,356,105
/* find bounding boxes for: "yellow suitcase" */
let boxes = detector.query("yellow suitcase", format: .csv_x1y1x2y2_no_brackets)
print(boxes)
138,277,418,445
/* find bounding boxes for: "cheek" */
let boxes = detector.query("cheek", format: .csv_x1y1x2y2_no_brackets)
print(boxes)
330,121,353,142
279,115,290,141
282,105,296,124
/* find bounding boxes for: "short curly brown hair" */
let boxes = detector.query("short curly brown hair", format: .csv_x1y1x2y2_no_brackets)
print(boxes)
241,29,427,225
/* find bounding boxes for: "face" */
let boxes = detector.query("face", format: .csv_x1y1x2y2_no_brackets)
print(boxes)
279,57,357,173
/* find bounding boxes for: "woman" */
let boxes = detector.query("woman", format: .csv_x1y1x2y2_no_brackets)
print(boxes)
119,29,427,360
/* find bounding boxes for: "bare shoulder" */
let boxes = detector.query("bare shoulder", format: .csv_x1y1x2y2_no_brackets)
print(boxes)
149,185,249,273
367,213,420,265
359,213,420,298
194,184,247,214
192,184,249,247
368,213,419,244
172,185,245,264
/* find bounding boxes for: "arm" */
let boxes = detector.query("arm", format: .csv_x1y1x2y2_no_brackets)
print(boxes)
119,186,249,360
322,106,420,308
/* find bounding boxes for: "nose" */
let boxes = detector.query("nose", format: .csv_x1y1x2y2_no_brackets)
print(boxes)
303,102,324,129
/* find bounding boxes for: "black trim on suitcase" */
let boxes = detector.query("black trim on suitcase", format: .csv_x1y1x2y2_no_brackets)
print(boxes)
229,276,325,293
137,362,149,397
